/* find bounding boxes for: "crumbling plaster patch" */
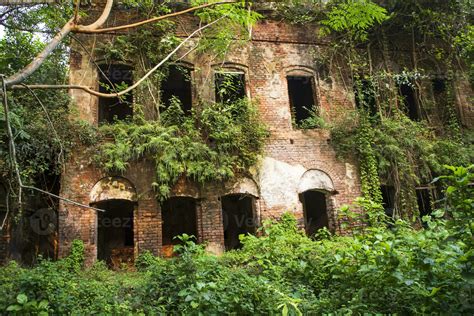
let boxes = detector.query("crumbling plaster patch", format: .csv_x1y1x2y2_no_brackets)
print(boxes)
257,156,334,211
90,177,138,204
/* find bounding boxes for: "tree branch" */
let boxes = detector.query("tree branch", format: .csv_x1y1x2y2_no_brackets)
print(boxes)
4,18,75,87
3,0,114,87
11,16,225,98
73,1,235,34
73,0,113,32
1,76,105,213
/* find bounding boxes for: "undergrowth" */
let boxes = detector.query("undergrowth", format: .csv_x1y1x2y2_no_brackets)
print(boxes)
0,166,472,315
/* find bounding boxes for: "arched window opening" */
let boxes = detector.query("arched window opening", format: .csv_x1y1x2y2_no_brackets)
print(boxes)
98,64,133,123
287,75,317,127
161,65,193,114
96,199,134,267
300,190,329,236
161,197,198,256
221,194,256,250
215,70,246,103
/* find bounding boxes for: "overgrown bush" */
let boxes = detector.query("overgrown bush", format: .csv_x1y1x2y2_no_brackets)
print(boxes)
0,166,472,314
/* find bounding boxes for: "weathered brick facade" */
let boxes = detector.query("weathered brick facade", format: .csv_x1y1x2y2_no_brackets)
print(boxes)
3,2,471,266
53,6,365,265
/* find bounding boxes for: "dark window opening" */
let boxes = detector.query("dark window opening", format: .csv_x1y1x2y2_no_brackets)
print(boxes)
416,189,433,219
380,185,395,218
97,199,134,266
287,76,317,126
300,190,329,236
432,78,447,94
398,83,419,120
221,194,256,250
215,72,246,103
354,79,377,117
98,64,133,123
161,65,193,114
161,197,197,247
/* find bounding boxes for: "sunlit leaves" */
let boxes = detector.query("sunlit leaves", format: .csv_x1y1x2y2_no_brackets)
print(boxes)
321,0,389,41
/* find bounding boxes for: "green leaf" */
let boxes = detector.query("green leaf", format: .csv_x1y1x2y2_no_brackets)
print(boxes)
6,305,22,312
16,293,28,305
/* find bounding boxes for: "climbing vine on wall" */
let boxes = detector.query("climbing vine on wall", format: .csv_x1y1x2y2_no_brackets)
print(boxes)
96,99,268,199
313,0,473,220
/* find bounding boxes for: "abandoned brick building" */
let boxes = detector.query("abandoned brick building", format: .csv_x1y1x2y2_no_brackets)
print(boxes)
1,1,472,266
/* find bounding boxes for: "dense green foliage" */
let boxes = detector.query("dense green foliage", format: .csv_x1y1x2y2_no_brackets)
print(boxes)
97,99,268,198
310,0,473,217
331,108,472,219
0,166,472,314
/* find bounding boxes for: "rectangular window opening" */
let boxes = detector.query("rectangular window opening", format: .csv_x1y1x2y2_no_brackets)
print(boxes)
215,72,246,104
221,194,256,250
398,83,419,121
416,188,433,219
161,197,197,256
380,185,395,218
161,65,193,114
432,78,452,123
98,64,133,124
287,76,317,127
97,200,134,267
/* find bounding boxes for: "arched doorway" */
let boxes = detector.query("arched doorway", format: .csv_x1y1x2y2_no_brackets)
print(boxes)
90,177,137,267
299,190,329,236
298,169,335,236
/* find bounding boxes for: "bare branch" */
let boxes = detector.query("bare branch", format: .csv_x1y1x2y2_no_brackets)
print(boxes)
4,18,75,87
0,187,9,231
74,0,113,32
1,76,105,213
23,84,65,167
3,0,114,87
74,1,236,34
22,185,105,213
11,16,226,98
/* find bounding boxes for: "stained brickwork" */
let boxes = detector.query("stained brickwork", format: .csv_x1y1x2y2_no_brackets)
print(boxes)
50,8,472,264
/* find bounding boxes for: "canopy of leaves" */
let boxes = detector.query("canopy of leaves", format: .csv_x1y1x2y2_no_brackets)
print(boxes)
321,0,389,41
0,16,94,189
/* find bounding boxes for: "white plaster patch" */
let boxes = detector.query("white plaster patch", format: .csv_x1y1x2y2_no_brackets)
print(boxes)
345,163,357,192
269,73,283,99
229,177,259,197
90,177,137,203
298,169,335,193
257,157,306,209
